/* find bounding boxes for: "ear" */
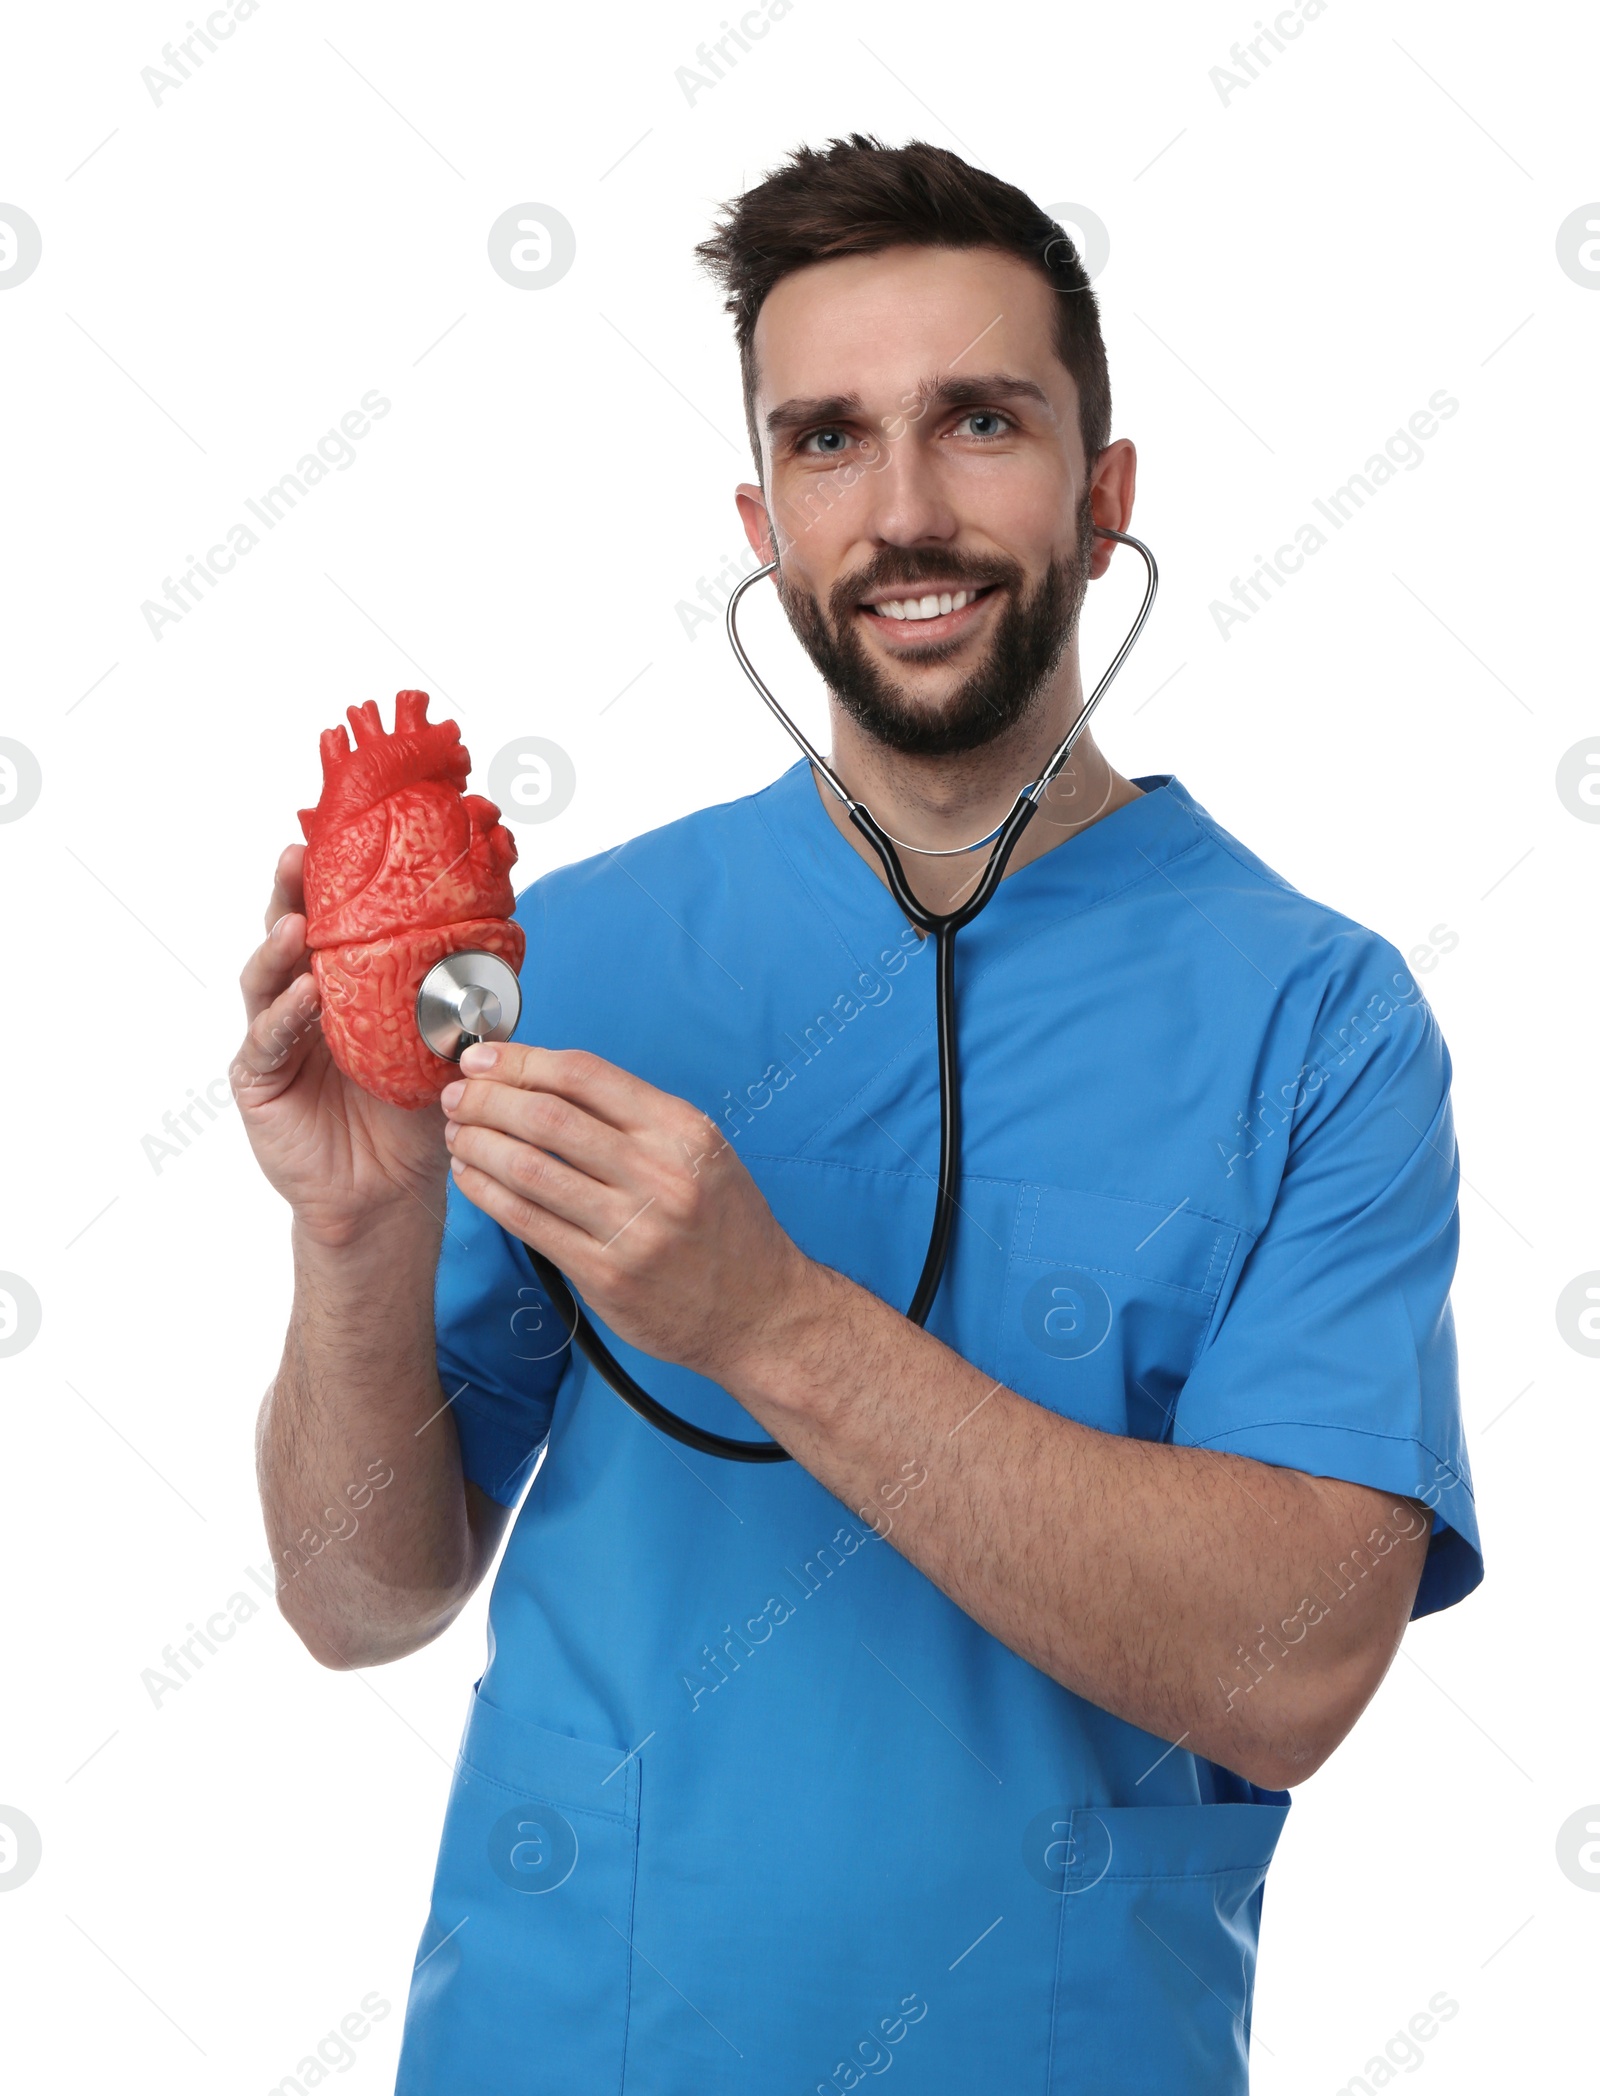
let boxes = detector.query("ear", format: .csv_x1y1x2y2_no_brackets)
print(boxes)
1087,439,1138,581
735,483,784,564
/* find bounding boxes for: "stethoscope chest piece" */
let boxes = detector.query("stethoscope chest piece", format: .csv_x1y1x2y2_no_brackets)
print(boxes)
416,950,523,1062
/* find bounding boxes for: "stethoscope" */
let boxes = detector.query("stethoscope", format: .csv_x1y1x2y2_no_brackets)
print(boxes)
416,526,1158,1463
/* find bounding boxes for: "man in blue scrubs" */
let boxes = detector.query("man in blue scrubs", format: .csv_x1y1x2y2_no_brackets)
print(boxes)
239,136,1481,2092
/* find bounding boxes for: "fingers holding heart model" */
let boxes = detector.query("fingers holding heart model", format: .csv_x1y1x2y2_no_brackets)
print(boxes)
297,690,526,1109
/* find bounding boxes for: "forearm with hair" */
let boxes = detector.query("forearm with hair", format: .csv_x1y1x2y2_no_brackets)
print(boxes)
255,1217,483,1668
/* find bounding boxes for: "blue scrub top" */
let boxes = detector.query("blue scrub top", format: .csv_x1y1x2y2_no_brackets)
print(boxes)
397,764,1481,2095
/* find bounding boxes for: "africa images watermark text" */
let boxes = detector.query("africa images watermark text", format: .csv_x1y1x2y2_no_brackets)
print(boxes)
140,388,391,641
1209,388,1458,641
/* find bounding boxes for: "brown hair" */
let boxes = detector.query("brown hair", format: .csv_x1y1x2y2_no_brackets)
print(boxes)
693,133,1112,486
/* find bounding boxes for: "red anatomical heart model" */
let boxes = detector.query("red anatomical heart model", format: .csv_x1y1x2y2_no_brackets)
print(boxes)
298,690,525,1109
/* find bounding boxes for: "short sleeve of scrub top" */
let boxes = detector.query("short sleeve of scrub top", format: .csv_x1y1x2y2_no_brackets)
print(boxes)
434,1166,567,1508
1173,926,1479,1617
403,769,1484,2096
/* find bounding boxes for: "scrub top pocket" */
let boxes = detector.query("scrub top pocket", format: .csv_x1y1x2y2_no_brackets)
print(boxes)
1046,1801,1288,2094
998,1184,1239,1440
396,1683,642,2096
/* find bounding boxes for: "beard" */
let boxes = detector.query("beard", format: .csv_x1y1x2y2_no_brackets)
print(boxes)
772,489,1097,759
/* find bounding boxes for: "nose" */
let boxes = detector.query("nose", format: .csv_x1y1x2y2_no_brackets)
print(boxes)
851,417,962,552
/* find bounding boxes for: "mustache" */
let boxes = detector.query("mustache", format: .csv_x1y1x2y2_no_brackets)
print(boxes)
828,554,1023,614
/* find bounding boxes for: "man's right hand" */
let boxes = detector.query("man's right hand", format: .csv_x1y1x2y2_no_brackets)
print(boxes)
232,842,452,1247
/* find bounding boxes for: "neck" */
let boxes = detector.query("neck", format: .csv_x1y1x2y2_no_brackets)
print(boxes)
815,651,1144,915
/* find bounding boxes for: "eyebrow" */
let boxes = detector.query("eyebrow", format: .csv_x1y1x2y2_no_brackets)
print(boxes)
764,371,1054,439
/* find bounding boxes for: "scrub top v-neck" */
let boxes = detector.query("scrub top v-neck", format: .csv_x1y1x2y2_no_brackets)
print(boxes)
396,761,1482,2096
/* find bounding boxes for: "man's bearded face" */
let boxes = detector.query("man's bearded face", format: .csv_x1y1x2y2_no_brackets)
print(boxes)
774,488,1097,758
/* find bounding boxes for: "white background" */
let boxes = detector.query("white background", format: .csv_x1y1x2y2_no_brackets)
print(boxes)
1,0,1595,2088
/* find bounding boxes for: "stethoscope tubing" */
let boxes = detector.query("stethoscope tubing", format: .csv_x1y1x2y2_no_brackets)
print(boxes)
524,528,1159,1462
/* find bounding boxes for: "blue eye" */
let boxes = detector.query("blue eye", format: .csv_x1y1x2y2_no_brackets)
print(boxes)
958,410,1013,440
799,428,850,455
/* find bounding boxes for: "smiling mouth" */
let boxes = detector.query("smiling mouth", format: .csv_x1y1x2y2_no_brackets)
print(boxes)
858,583,1000,637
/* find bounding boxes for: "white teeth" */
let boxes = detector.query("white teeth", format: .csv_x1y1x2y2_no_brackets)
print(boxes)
870,588,978,622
